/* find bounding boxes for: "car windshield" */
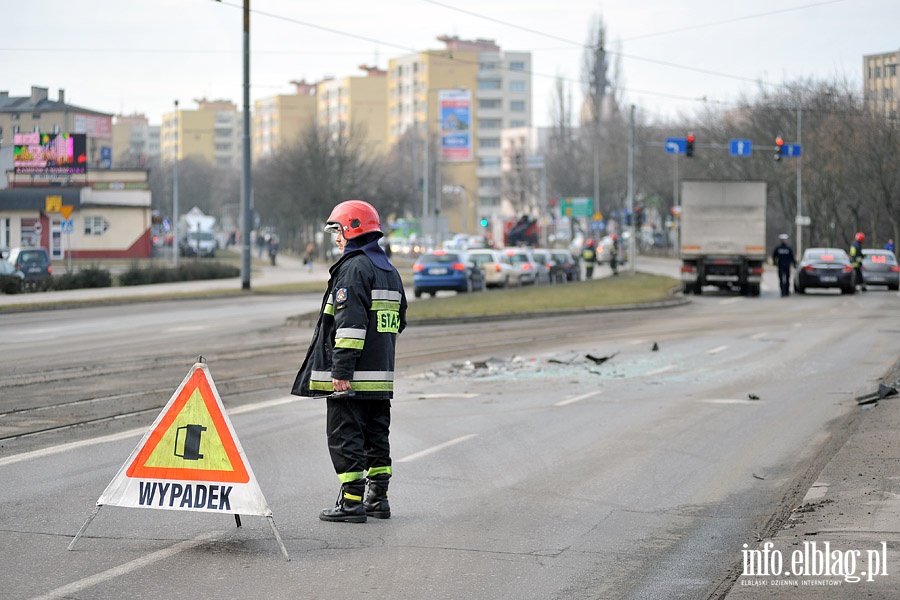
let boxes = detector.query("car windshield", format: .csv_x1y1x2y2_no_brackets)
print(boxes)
468,253,493,265
18,251,48,265
863,252,897,265
421,252,461,264
0,261,16,274
805,249,848,262
189,232,215,241
507,253,531,265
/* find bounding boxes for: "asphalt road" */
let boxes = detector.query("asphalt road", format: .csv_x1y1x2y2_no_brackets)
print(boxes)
1,257,899,599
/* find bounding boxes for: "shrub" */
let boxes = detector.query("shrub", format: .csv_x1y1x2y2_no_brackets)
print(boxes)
51,267,113,290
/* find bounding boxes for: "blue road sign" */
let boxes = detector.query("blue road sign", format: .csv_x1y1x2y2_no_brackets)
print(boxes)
730,139,753,157
665,138,687,154
783,144,802,157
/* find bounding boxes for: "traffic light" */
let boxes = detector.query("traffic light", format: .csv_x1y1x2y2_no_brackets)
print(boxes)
774,136,784,162
685,134,695,158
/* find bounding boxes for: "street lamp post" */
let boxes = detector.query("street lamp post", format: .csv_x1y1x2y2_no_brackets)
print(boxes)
240,0,252,290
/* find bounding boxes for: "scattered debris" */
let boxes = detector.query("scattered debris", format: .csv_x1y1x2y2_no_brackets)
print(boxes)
748,393,760,400
752,473,765,480
651,342,659,351
855,383,898,406
586,352,618,365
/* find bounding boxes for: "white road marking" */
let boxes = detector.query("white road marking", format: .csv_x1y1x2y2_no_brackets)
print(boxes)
645,365,677,376
707,345,729,355
720,297,743,305
701,399,761,405
555,390,602,406
396,434,478,463
750,332,768,340
163,325,208,333
417,393,480,399
31,532,219,600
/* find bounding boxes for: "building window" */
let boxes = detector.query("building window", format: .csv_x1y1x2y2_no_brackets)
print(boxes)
509,119,526,128
11,113,20,121
479,99,502,110
509,81,526,92
889,64,898,76
478,80,501,90
479,177,501,188
84,216,109,236
510,101,526,112
480,61,496,71
480,157,501,167
32,113,41,119
509,61,526,71
479,138,500,148
478,119,502,129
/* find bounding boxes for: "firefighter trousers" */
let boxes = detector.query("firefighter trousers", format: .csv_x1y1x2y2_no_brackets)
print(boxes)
326,396,392,482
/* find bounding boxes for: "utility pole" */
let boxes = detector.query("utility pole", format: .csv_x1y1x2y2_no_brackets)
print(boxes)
240,0,252,290
172,99,179,269
628,105,636,274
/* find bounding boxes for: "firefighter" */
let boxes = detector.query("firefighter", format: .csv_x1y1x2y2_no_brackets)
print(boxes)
772,233,796,297
850,231,866,291
582,239,597,279
291,200,407,522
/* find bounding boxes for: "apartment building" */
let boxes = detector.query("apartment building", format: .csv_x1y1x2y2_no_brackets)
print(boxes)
864,49,900,119
111,113,160,168
388,36,532,234
160,99,242,168
0,86,113,172
253,80,317,160
317,66,389,155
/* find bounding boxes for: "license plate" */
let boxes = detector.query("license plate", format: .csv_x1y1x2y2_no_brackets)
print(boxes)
820,276,837,282
429,267,447,275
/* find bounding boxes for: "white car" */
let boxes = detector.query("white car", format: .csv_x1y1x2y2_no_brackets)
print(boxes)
502,247,544,285
467,248,518,288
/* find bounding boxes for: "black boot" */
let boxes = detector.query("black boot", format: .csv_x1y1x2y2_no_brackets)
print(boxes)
365,476,391,519
320,481,367,523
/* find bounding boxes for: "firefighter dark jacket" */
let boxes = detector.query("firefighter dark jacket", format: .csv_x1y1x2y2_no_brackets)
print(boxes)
292,236,407,400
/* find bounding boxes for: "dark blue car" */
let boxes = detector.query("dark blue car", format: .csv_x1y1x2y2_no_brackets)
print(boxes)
413,249,485,298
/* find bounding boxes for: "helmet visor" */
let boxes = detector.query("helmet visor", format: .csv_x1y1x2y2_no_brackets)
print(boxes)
323,222,342,235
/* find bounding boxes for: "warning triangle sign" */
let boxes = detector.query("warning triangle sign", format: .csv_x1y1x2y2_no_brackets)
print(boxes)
97,362,272,516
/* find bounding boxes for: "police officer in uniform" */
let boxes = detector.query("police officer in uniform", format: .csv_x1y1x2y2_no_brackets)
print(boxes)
292,200,407,522
772,233,796,297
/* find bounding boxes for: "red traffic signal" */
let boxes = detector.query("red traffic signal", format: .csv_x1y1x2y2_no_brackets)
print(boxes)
774,136,784,162
686,134,695,158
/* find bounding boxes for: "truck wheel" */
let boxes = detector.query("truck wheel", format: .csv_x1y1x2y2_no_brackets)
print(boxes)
693,283,703,295
749,284,761,296
414,288,422,298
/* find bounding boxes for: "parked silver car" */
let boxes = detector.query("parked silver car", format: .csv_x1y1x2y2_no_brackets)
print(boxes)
467,248,518,288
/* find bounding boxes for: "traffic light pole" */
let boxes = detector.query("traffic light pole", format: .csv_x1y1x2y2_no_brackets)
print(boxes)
796,107,803,257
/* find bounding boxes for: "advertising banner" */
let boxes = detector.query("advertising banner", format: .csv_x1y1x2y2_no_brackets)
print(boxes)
439,89,472,162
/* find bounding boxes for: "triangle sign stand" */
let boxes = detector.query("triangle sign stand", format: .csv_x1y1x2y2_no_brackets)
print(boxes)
69,358,290,561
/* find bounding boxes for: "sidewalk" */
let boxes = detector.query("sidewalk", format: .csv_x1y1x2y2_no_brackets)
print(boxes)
723,363,900,598
0,252,329,310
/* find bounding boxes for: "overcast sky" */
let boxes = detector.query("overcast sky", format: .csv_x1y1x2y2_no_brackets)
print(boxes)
3,0,897,128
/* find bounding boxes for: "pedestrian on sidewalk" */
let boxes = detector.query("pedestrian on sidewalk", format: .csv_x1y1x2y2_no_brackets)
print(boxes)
292,200,407,523
304,241,316,272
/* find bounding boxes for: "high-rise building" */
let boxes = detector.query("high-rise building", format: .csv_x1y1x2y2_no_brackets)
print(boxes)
160,99,242,168
253,80,317,160
864,49,900,120
388,36,532,234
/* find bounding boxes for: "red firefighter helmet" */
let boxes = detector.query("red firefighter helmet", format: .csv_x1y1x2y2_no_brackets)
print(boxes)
855,231,865,242
611,234,618,241
325,200,382,240
586,239,595,247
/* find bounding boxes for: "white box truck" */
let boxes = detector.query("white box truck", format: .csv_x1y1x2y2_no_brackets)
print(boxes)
679,180,766,296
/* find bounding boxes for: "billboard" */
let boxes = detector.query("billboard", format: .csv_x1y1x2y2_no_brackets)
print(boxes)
13,132,88,175
439,89,472,162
